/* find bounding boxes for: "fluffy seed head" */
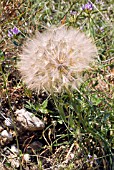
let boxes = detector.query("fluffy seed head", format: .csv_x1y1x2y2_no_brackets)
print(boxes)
18,26,98,93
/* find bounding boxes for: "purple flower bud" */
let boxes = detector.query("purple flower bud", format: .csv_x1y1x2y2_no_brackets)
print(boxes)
88,154,92,159
8,30,13,37
82,5,85,10
82,2,94,11
11,26,20,35
70,10,77,15
100,27,104,32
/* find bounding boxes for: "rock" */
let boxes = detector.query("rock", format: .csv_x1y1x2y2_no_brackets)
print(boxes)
8,153,20,169
1,130,13,141
10,145,19,154
2,146,20,169
23,153,30,162
4,118,13,128
15,108,45,131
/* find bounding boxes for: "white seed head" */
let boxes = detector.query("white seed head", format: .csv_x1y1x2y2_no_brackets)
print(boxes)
18,26,98,93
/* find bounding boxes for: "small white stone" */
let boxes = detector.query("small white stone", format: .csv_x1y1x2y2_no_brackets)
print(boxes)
10,156,20,168
11,145,19,154
1,130,13,140
4,118,13,127
15,108,45,131
23,153,30,162
70,153,74,159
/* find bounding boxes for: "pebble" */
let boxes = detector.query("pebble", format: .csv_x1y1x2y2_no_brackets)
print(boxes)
4,118,13,128
8,153,20,168
1,130,13,140
15,108,45,131
23,153,30,162
10,145,19,154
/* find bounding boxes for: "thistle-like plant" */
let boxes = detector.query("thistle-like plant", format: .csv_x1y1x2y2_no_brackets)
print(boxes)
17,26,98,93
